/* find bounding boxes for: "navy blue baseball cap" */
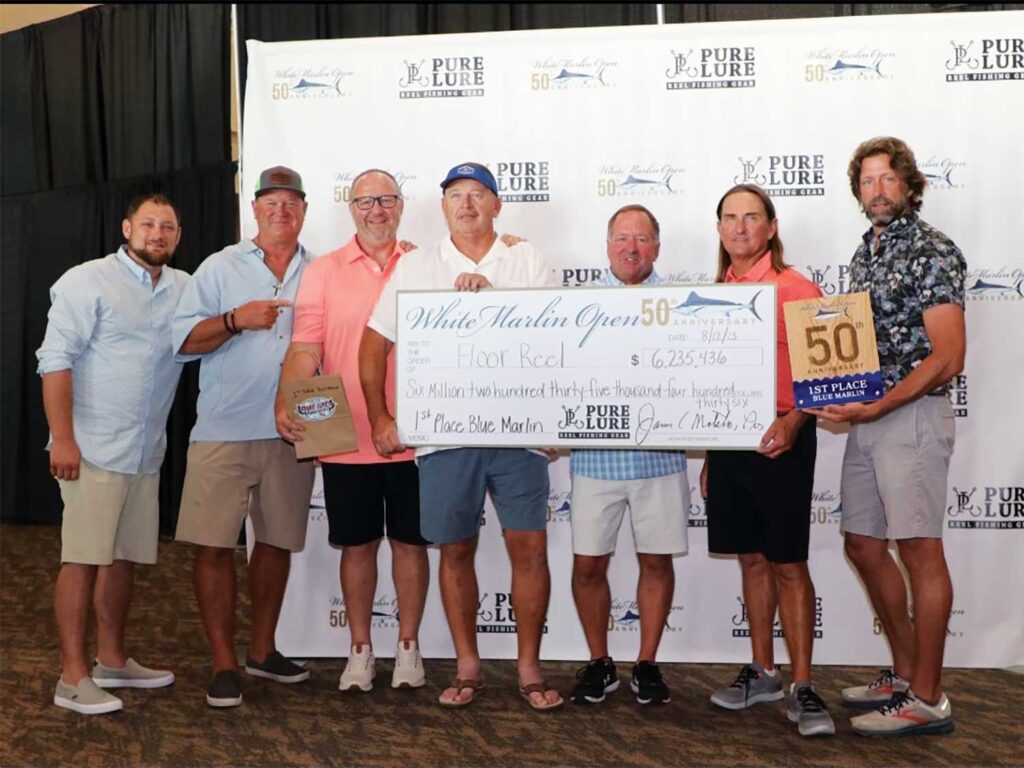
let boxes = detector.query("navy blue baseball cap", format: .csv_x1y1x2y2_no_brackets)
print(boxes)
440,162,498,196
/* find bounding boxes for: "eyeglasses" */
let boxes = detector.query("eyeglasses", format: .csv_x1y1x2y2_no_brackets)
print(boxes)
352,195,401,210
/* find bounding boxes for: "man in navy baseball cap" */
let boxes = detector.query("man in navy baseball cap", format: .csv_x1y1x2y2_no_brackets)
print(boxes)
439,162,498,196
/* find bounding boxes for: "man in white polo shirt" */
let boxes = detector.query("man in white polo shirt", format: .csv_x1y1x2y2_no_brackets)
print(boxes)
359,162,563,711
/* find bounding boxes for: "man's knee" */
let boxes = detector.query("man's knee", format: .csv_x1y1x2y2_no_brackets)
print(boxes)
844,532,888,567
771,560,810,586
637,553,673,577
572,554,609,584
895,537,946,572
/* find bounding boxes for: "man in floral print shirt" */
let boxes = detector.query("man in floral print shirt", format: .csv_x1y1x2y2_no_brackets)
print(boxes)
810,137,966,738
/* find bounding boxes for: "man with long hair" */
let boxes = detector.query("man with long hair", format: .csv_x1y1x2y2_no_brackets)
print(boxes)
810,137,965,737
704,184,834,737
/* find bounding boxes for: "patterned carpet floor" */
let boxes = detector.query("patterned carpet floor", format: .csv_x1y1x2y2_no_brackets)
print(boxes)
2,524,1021,767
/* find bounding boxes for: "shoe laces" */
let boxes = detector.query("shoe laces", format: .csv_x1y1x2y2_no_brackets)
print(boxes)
730,665,760,703
577,658,611,683
869,668,902,690
635,662,663,685
878,690,913,715
796,687,828,713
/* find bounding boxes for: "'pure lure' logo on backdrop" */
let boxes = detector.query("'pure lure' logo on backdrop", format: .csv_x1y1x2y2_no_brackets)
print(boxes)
806,264,853,296
947,486,1024,529
734,154,826,197
493,161,550,202
733,596,823,639
945,38,1024,82
399,56,485,98
665,46,756,89
558,404,631,439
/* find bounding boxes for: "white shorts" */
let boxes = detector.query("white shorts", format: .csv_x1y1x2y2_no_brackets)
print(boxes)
570,472,689,556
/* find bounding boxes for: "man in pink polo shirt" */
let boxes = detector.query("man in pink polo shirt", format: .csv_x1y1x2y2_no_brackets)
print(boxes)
275,169,429,693
701,184,835,738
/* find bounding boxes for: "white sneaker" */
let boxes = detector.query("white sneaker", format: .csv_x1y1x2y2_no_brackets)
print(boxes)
391,640,426,689
338,645,375,692
851,689,954,737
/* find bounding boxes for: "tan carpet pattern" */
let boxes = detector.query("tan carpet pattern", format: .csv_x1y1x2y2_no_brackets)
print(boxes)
2,525,1021,767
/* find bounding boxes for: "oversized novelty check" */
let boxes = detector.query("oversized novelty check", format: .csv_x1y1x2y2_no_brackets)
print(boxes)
396,284,776,449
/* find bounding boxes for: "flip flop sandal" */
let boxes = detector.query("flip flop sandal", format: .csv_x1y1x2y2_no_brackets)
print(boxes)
519,681,564,712
439,678,485,708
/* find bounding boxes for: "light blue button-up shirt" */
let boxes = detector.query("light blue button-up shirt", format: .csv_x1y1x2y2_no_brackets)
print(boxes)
571,268,687,480
36,248,191,475
173,238,311,442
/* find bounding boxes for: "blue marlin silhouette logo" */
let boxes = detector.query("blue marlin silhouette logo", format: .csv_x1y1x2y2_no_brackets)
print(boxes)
292,76,342,95
967,278,1023,296
619,174,673,193
552,500,571,515
553,66,607,86
812,305,850,321
828,58,883,77
827,503,842,520
371,607,399,620
672,289,763,320
615,609,641,626
923,169,955,187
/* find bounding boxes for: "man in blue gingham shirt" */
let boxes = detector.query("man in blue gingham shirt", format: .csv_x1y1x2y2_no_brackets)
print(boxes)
569,205,689,708
36,194,189,715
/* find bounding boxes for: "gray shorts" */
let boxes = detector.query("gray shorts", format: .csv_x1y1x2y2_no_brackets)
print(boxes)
840,396,955,540
418,448,550,544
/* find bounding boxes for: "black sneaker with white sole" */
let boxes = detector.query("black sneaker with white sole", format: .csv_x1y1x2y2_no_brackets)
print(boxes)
244,650,310,684
631,661,671,705
206,670,243,708
570,657,619,704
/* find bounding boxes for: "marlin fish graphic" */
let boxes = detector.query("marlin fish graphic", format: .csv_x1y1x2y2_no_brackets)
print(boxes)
292,76,342,95
828,58,883,77
619,174,673,193
553,500,571,514
371,609,399,620
672,289,763,320
813,306,850,321
615,610,641,626
923,169,954,186
552,66,607,86
967,278,1022,295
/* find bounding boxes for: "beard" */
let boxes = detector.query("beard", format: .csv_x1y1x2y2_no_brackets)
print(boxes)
864,195,909,227
128,243,174,268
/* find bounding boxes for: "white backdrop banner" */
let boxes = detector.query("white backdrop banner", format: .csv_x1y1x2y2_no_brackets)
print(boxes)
242,12,1024,667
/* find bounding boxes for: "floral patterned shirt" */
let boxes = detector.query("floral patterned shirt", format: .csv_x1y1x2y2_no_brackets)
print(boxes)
849,211,966,394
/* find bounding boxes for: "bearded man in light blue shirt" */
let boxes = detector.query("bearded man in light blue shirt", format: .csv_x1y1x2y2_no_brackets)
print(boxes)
172,166,316,708
38,193,190,715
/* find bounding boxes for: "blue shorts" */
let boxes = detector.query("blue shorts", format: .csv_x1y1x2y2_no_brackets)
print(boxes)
418,448,550,544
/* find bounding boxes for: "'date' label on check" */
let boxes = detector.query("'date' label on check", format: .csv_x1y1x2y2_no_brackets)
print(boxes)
783,292,884,407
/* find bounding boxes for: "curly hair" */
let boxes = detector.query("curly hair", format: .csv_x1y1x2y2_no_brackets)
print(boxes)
847,136,926,212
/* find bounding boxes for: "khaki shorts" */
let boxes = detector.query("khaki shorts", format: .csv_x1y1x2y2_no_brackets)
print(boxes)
841,396,955,540
175,440,315,551
58,460,160,565
570,471,690,556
